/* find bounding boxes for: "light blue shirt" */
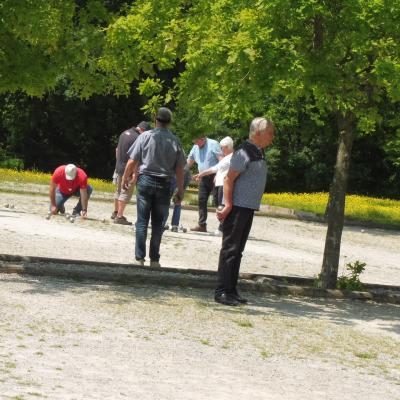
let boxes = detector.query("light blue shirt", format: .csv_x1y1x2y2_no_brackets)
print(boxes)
188,138,222,172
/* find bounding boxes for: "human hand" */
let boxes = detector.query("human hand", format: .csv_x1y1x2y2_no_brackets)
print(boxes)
216,205,232,222
81,210,87,219
173,191,184,204
122,176,130,190
50,205,58,215
193,174,200,182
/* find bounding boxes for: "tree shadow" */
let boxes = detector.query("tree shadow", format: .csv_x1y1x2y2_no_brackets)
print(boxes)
5,271,398,339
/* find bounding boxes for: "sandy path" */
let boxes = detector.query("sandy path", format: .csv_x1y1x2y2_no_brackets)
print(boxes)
1,192,399,286
0,273,399,400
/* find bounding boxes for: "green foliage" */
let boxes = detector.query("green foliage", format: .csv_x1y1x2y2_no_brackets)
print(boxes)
336,261,366,291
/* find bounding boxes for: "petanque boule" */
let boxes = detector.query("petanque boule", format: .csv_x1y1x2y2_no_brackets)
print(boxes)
69,217,75,223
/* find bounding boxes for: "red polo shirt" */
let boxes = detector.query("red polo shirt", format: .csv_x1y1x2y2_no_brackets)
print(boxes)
51,165,88,195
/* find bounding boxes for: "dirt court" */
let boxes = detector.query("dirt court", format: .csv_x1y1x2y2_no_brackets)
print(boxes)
0,191,400,399
1,191,399,286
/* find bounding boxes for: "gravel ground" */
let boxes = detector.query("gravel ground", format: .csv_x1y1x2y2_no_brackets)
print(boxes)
0,273,399,400
0,192,400,399
1,192,399,285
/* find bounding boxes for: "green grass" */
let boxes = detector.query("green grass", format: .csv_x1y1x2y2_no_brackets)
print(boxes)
234,319,254,328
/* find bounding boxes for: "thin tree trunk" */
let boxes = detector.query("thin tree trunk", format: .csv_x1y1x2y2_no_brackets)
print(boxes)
320,112,355,289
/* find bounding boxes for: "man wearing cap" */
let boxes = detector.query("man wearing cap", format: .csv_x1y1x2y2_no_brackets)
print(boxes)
49,164,92,217
215,117,275,306
122,107,186,267
187,136,223,232
111,121,151,225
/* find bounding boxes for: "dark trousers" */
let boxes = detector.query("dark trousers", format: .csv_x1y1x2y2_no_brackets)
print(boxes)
198,174,217,226
54,185,93,214
215,206,254,296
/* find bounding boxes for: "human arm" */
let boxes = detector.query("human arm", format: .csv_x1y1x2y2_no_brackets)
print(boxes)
174,165,185,204
216,169,241,222
186,158,195,169
79,188,89,218
49,181,58,214
122,158,140,189
193,165,218,181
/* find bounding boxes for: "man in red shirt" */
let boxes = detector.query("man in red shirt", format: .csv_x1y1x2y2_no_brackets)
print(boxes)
49,164,93,217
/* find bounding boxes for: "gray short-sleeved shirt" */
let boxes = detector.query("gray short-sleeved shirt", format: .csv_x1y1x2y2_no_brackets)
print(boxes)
128,128,186,179
229,145,267,210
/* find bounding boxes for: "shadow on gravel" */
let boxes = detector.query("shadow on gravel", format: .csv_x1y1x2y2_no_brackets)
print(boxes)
4,273,399,338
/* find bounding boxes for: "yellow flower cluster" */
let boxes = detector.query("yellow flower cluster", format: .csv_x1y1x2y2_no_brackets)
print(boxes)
262,192,400,226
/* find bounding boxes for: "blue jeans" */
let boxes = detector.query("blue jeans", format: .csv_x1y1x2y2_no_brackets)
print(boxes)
135,174,171,262
54,185,93,214
163,172,190,227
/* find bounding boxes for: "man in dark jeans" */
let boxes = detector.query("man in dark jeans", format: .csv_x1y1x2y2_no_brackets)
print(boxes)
122,107,186,268
187,137,222,232
215,117,276,306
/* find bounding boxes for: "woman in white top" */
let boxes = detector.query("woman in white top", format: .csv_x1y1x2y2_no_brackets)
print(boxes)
193,136,234,234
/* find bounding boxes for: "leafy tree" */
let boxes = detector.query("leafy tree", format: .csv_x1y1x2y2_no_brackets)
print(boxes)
102,0,400,288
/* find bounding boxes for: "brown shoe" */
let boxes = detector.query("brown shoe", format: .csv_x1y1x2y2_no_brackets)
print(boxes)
114,216,132,225
190,225,207,232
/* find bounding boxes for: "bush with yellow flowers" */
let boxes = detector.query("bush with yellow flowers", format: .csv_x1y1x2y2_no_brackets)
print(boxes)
262,192,400,226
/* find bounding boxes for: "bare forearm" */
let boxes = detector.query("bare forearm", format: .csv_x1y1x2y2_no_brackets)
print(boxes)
223,177,235,208
49,184,56,207
175,165,184,194
123,159,138,179
80,190,88,210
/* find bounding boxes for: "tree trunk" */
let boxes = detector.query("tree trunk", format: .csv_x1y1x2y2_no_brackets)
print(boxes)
320,112,355,289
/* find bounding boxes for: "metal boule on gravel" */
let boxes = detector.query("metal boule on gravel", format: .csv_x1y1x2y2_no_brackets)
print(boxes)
69,217,75,223
10,204,15,209
46,212,51,220
4,204,9,208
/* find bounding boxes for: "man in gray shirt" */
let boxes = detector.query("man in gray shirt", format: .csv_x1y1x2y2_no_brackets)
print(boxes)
215,117,276,306
122,107,186,267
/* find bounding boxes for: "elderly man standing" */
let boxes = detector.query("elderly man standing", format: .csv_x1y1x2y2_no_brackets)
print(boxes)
187,136,222,232
215,118,276,306
112,121,151,225
122,107,186,267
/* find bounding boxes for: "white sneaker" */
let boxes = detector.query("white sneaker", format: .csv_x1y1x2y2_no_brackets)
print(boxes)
214,229,222,236
135,259,145,267
150,261,161,268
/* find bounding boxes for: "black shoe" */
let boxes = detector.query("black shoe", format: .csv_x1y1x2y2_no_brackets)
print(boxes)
111,211,118,219
214,293,240,307
233,292,248,304
114,216,132,225
190,225,207,233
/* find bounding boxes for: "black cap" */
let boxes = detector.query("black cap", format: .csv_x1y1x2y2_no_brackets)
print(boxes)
155,107,172,123
137,121,151,131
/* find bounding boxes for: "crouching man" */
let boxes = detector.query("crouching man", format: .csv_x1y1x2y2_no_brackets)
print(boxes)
49,164,92,218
